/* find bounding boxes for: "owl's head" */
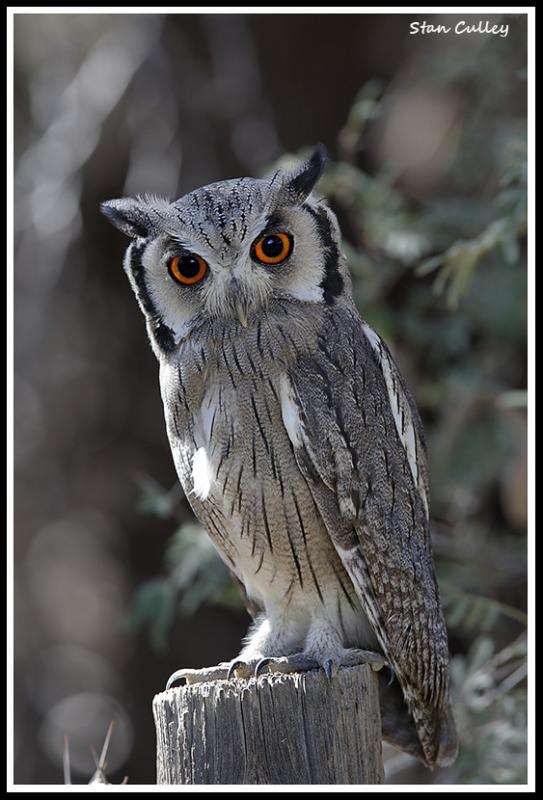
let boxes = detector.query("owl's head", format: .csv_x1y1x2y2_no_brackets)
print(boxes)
101,146,350,355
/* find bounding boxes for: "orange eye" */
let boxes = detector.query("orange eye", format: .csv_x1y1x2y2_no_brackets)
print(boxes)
168,253,208,285
252,232,292,265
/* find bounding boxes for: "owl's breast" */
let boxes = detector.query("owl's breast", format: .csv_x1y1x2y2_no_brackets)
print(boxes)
160,348,359,622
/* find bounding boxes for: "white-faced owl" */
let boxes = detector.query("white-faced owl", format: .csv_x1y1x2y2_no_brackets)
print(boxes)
101,146,458,768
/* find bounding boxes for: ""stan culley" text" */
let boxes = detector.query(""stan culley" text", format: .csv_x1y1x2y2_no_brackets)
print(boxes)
410,20,509,38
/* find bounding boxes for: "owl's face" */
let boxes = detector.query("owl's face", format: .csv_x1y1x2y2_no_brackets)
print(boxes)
102,146,350,352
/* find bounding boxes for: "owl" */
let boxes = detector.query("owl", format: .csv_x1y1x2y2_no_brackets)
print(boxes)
101,146,458,769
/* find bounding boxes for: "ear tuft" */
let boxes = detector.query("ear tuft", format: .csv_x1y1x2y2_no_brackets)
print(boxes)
281,144,328,203
100,198,150,239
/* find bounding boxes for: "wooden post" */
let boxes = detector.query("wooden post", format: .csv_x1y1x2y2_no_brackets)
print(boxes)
153,664,384,785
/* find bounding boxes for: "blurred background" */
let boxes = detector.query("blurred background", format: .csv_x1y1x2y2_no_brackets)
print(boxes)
13,12,528,785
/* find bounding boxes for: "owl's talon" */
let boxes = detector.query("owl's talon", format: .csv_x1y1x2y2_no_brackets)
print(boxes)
386,665,396,686
323,659,335,683
165,664,232,688
254,657,272,678
227,659,246,680
258,654,321,675
165,669,188,690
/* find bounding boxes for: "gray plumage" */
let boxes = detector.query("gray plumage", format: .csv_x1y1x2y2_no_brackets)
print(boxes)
101,145,458,768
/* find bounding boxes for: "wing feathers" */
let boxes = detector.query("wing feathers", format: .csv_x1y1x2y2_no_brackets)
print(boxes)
361,321,429,517
283,307,456,767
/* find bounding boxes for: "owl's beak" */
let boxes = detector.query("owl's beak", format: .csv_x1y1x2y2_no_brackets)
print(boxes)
235,301,248,328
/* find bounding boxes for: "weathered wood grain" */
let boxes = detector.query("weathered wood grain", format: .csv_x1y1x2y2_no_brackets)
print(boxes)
153,664,383,785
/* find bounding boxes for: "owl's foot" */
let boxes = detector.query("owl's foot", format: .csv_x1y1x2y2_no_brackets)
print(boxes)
165,658,266,688
166,664,228,688
165,648,388,688
256,648,387,682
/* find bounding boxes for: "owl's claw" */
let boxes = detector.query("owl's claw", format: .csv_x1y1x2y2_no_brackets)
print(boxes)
166,669,190,689
165,664,231,688
337,648,387,673
254,657,273,678
244,650,387,682
165,649,387,689
168,658,272,686
227,659,246,680
323,659,336,683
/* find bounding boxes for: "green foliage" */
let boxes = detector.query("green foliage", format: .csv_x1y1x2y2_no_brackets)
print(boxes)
162,523,237,615
450,634,527,784
135,474,185,520
441,582,527,632
129,578,177,653
128,480,238,651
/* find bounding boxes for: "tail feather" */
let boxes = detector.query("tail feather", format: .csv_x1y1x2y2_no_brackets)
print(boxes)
435,706,459,767
379,673,458,768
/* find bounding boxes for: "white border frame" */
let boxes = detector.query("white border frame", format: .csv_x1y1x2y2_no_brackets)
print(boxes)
6,5,535,792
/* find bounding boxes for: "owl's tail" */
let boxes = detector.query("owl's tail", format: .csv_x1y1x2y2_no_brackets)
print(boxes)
433,706,459,767
379,673,459,769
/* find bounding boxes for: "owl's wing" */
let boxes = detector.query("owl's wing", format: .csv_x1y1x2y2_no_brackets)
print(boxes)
283,306,457,767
